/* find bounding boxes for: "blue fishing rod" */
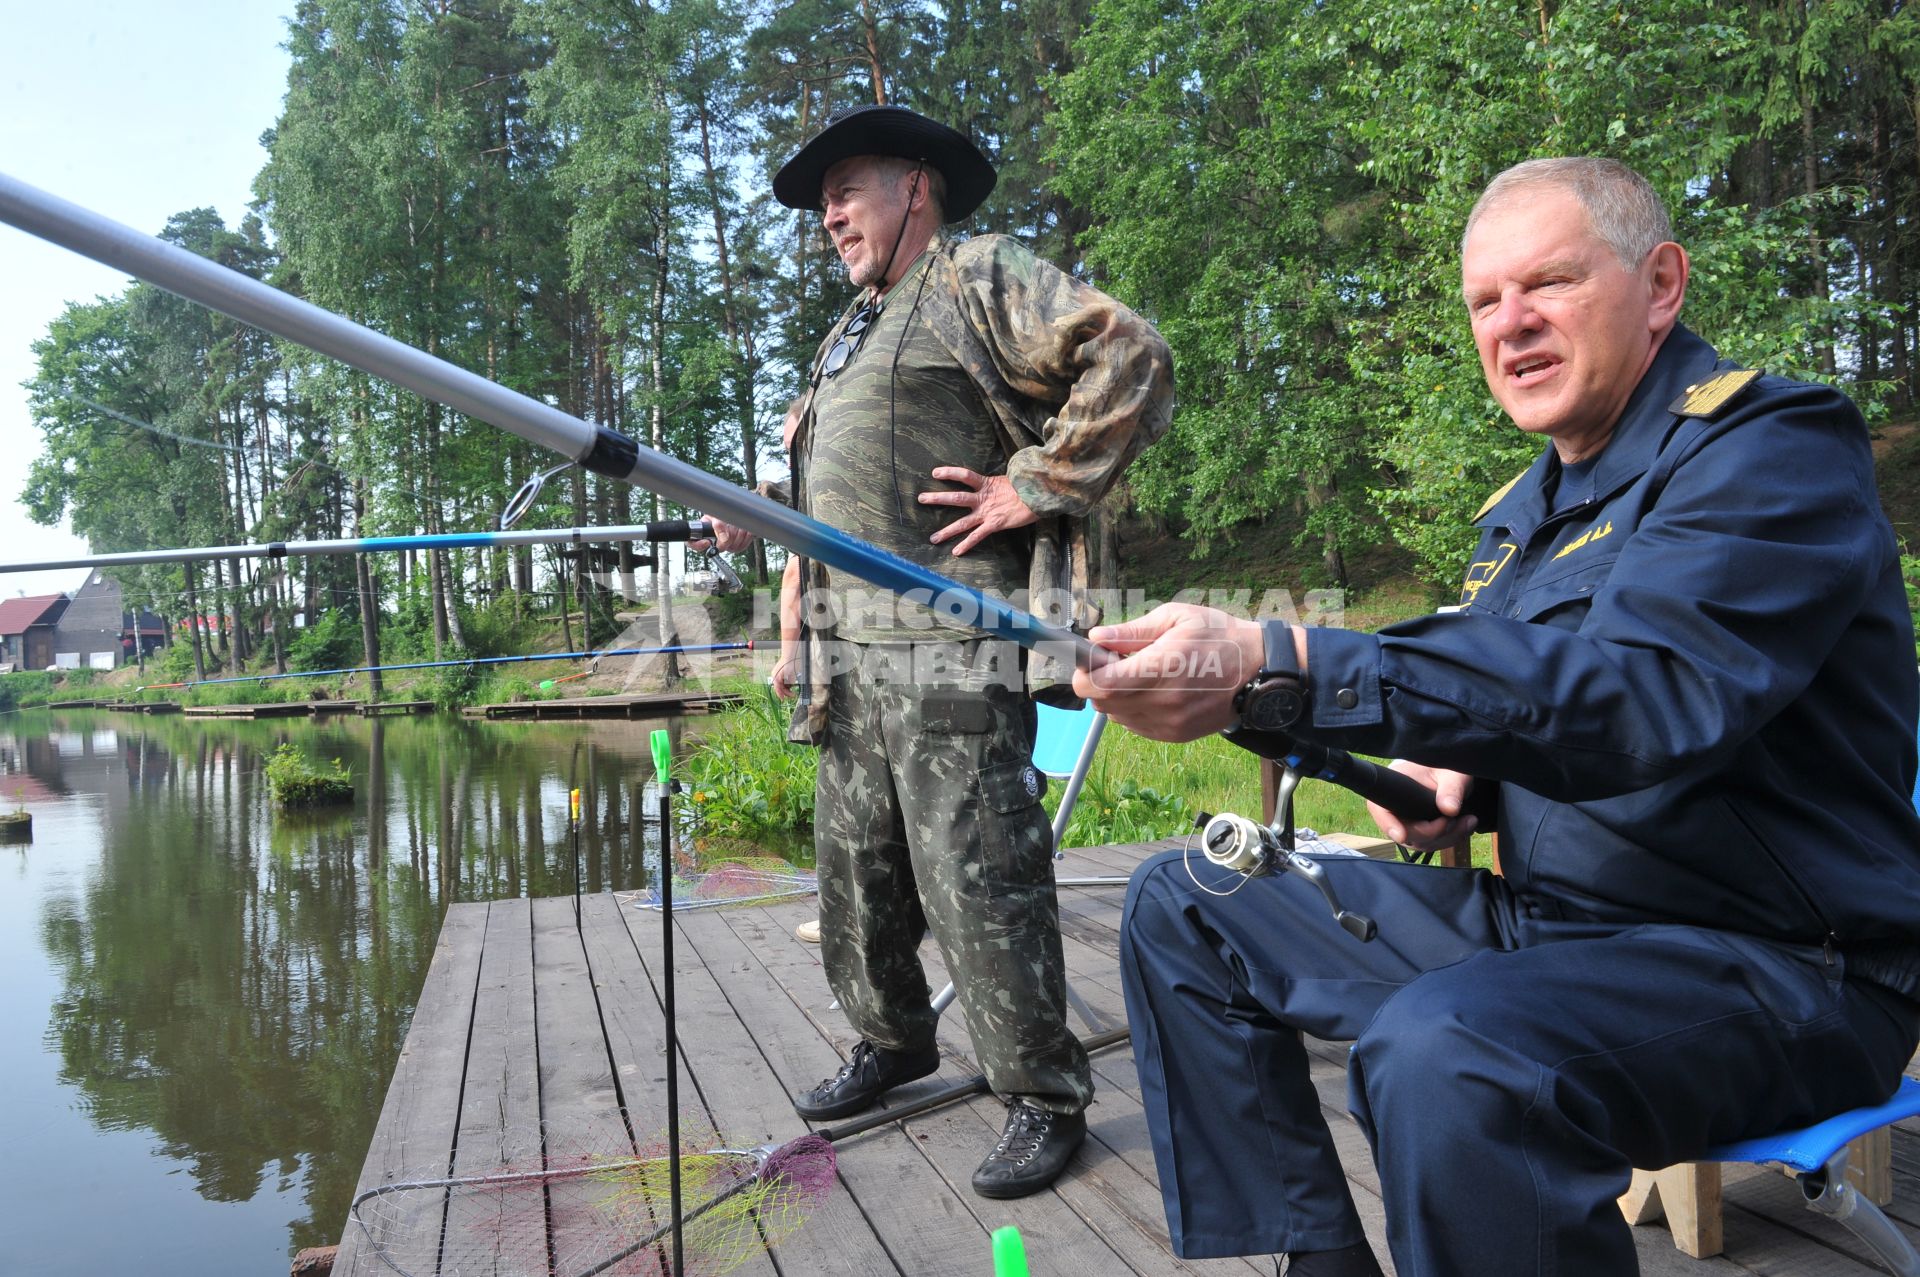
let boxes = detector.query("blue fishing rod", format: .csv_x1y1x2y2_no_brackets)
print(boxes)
0,171,1437,826
0,521,719,574
136,643,753,691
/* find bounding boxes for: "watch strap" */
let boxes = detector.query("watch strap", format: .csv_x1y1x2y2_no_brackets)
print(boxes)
1230,620,1302,731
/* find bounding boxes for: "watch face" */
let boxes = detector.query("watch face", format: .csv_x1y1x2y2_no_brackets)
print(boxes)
1244,679,1306,732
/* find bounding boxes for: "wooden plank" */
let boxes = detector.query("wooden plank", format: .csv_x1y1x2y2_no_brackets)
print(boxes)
692,900,1022,1274
419,897,556,1277
663,895,979,1273
530,894,637,1274
1620,1165,1725,1258
576,892,780,1277
334,902,489,1277
466,692,743,720
1716,1163,1897,1274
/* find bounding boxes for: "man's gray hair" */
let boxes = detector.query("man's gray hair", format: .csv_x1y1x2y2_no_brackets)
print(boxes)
1464,157,1672,269
872,154,949,222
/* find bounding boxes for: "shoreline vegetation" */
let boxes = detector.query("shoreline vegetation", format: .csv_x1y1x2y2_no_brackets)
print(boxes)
0,568,1482,861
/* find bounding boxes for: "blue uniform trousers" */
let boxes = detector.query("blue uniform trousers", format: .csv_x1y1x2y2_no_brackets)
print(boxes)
1120,850,1919,1274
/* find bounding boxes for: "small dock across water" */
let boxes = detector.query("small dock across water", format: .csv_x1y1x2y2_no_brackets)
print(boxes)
461,691,742,720
184,699,366,718
332,838,1920,1275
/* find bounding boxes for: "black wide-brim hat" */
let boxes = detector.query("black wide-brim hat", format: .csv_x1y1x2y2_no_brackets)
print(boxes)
773,104,997,223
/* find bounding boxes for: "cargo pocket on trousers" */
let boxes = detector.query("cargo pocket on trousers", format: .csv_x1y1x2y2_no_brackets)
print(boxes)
978,758,1051,892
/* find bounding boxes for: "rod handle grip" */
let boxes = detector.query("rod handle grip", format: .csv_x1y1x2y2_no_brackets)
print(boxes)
648,519,708,542
1329,753,1444,823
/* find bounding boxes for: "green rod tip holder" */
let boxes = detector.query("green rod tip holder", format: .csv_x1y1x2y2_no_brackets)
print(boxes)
650,728,671,784
991,1226,1029,1277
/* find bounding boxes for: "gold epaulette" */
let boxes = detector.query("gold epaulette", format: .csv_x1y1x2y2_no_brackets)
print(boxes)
1668,368,1760,419
1474,470,1527,522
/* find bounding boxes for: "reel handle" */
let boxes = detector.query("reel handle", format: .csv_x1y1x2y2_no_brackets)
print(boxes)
1283,852,1378,944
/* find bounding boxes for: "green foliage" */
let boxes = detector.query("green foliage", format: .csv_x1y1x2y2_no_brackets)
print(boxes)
1053,0,1920,585
458,596,547,660
682,688,818,838
145,639,199,688
47,669,100,701
416,661,480,711
675,683,1385,850
26,0,1920,635
0,672,54,712
1054,769,1192,846
287,609,362,673
263,744,353,809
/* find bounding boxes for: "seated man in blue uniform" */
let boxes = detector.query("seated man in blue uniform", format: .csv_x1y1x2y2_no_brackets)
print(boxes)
1072,156,1920,1276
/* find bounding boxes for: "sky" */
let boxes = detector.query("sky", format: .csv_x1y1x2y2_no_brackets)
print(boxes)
1,3,296,600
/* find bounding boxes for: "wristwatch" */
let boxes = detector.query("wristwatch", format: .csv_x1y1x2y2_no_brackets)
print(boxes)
1229,620,1307,734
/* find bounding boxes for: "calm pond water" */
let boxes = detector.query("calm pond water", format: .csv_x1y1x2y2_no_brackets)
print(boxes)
0,706,740,1277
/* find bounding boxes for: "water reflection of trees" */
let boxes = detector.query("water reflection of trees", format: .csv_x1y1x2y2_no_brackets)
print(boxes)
30,710,671,1256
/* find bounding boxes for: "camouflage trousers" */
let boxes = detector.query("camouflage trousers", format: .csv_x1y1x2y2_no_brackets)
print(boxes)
815,639,1093,1115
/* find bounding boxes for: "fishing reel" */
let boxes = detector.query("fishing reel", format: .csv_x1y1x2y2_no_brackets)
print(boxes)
1198,806,1379,943
684,552,744,596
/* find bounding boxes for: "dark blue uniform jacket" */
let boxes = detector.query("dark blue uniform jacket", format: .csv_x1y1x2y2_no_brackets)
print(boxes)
1305,324,1920,997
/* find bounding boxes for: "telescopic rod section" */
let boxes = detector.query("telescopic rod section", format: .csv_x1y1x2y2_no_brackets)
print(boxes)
0,171,1089,662
0,522,717,575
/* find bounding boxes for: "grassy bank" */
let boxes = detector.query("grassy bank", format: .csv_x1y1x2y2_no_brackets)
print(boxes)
680,685,1420,853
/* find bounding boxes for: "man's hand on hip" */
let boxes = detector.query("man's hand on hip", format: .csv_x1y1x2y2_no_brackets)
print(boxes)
920,468,1038,556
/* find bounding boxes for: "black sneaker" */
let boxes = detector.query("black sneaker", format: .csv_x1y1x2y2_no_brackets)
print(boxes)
970,1100,1087,1199
792,1039,941,1121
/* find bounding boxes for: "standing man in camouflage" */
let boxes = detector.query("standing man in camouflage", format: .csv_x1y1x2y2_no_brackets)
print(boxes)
701,104,1171,1197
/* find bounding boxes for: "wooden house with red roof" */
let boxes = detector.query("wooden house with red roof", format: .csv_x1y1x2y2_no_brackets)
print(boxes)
0,594,70,672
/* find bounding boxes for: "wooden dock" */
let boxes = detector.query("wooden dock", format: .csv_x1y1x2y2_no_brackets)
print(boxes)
359,700,436,716
333,839,1920,1276
461,691,743,720
183,699,365,718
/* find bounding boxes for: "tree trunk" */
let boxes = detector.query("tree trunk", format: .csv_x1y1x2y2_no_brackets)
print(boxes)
354,479,384,699
1304,477,1349,588
860,0,889,103
694,84,768,583
269,569,287,675
650,144,681,688
184,566,206,681
1802,90,1835,377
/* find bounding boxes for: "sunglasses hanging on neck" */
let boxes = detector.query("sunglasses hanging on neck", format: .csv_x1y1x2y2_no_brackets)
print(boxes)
819,298,877,379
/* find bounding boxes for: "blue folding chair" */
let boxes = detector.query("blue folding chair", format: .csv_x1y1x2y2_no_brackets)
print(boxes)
1692,1077,1920,1274
1032,700,1109,858
1626,727,1920,1269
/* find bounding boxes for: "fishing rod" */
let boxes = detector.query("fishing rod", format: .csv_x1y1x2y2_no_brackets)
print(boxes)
0,521,719,575
0,172,1439,826
0,173,1080,651
134,642,752,691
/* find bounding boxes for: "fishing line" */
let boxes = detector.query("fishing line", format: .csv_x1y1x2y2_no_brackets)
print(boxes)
75,398,242,452
134,643,751,690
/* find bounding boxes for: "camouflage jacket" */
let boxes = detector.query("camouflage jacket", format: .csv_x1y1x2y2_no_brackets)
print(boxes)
771,233,1174,740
